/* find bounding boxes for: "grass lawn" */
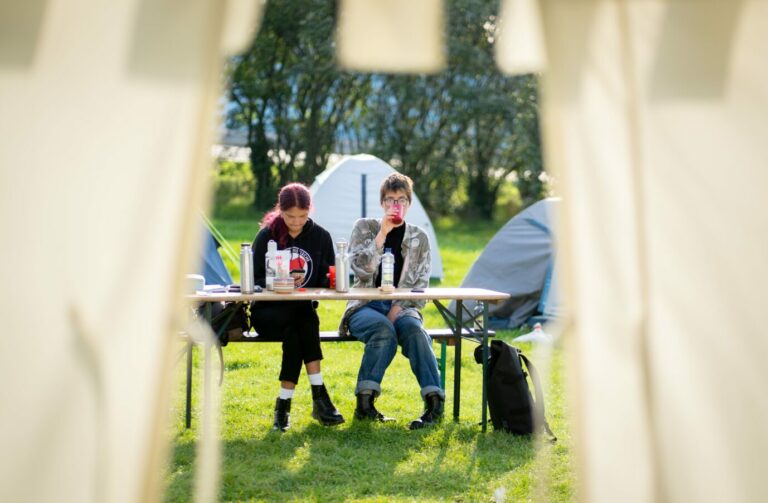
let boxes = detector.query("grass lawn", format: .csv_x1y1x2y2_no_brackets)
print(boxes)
164,210,575,502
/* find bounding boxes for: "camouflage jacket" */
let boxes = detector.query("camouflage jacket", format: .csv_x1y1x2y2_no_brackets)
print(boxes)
338,218,431,335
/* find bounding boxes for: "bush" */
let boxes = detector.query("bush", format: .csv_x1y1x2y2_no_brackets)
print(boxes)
494,181,523,221
213,160,254,207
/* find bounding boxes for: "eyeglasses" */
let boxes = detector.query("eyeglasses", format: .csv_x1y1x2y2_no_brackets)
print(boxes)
383,197,409,206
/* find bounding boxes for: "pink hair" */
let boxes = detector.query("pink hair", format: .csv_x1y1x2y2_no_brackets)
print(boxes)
261,183,312,248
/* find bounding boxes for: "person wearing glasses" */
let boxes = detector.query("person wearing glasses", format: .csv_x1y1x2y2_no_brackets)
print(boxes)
339,173,444,429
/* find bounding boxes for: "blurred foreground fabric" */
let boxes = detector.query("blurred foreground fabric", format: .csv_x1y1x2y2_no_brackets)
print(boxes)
1,1,766,502
0,0,261,501
538,1,768,501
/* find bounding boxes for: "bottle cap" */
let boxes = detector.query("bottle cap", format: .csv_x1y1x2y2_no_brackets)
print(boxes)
241,243,251,248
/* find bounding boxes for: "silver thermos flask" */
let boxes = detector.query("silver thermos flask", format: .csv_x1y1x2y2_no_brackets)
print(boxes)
335,240,350,292
240,243,254,294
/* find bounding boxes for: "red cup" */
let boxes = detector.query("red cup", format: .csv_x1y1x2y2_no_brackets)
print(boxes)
327,266,336,289
390,203,403,225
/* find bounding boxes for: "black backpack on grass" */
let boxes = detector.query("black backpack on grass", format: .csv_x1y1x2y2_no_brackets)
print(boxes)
474,340,556,440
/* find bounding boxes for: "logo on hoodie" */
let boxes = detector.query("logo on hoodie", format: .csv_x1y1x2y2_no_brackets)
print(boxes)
288,247,312,288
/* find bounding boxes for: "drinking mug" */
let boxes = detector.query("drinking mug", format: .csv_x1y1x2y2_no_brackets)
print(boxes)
390,203,403,225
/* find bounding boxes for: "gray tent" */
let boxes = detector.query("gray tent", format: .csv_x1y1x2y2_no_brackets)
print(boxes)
452,198,563,329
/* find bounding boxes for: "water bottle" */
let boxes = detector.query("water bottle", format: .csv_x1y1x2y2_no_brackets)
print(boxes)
265,239,277,291
512,322,554,344
335,240,350,292
240,243,254,294
381,248,395,292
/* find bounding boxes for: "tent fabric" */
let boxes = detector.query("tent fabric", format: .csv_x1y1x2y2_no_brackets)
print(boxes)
199,228,233,286
0,1,260,502
536,1,768,502
309,154,444,279
451,198,561,328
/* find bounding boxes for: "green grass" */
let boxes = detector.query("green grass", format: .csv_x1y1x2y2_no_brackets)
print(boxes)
165,209,575,502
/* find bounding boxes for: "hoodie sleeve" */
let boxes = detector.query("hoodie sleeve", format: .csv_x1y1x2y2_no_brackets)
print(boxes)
317,227,335,288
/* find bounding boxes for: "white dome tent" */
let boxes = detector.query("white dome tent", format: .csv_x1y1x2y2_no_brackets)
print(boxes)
310,154,444,279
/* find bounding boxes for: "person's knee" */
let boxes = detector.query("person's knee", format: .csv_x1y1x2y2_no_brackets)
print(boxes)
395,314,421,330
365,324,397,350
352,315,396,343
397,320,434,356
396,317,427,341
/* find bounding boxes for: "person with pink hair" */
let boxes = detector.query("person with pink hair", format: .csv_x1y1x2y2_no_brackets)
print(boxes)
249,183,344,431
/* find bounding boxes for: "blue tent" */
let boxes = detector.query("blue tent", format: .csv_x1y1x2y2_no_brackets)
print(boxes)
451,198,564,329
198,227,232,286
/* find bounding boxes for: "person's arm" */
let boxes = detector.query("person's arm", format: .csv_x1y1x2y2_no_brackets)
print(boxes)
348,219,381,282
251,228,268,288
374,208,398,250
392,228,431,313
317,229,335,288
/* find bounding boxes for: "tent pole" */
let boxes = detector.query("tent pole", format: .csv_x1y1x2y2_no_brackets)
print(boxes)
361,174,367,218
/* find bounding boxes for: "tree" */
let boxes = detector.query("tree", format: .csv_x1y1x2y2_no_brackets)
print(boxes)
355,74,466,214
225,0,547,215
346,0,545,217
227,0,368,207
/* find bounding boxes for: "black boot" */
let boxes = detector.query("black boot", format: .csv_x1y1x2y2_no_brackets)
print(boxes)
354,392,395,422
311,384,345,426
273,397,291,432
409,392,444,430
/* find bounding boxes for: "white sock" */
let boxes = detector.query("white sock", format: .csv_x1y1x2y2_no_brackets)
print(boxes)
278,387,294,400
308,372,323,386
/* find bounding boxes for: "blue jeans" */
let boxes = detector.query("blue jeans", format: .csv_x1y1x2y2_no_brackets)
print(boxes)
348,301,444,399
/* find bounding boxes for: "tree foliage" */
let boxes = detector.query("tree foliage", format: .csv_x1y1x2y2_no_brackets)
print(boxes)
227,0,368,206
226,0,547,216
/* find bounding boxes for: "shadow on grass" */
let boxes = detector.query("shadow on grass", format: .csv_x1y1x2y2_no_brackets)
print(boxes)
165,420,535,502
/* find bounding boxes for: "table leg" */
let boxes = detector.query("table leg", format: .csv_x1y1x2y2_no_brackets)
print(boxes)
185,341,193,429
203,338,212,430
439,341,447,390
453,300,463,422
481,301,489,432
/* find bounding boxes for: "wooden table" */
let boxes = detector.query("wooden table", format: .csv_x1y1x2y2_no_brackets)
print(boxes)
187,287,509,431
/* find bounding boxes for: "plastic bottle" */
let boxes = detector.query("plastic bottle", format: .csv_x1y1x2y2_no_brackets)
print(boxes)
265,240,277,291
240,243,254,294
512,322,554,344
381,248,395,292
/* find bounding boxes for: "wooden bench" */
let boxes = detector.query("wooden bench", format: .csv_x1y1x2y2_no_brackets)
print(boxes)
182,327,494,428
227,328,494,390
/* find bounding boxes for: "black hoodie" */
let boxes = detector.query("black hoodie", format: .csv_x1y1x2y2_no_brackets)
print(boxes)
251,218,335,289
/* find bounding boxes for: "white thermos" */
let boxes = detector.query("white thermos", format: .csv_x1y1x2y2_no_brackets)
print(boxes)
335,240,350,292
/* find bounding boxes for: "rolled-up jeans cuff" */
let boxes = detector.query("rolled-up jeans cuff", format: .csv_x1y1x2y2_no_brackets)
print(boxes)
355,380,381,396
421,386,444,400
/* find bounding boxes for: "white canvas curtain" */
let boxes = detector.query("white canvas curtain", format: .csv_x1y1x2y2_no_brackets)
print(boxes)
3,0,767,502
536,1,768,501
0,0,262,501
